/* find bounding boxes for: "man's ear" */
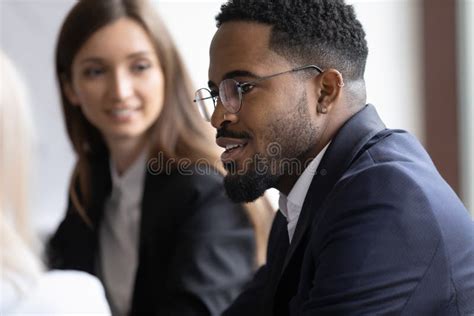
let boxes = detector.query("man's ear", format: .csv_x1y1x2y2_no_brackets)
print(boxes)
62,76,80,106
316,69,344,114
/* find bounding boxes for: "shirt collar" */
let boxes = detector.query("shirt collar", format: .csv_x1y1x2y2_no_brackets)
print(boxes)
109,148,148,199
278,142,330,220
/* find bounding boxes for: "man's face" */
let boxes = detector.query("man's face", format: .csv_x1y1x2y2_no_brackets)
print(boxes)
208,22,321,202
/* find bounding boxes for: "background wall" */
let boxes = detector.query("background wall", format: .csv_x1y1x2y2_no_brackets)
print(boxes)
1,1,77,238
0,0,470,239
458,0,473,214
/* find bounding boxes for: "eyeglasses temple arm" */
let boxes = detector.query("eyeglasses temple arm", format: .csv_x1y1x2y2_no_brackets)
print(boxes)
243,64,323,87
193,95,215,102
292,64,324,73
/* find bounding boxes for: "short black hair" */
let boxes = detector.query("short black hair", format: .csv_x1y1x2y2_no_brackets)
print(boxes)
216,0,368,81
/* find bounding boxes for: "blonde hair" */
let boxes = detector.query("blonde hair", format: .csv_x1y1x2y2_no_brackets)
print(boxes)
0,50,42,294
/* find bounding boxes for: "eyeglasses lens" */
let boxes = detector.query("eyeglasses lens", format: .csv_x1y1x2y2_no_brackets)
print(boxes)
219,79,241,113
195,88,214,121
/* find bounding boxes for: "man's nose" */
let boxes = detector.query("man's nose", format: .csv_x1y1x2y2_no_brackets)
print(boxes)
211,99,239,129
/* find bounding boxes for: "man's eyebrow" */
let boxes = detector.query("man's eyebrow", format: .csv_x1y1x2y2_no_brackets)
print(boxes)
208,70,260,89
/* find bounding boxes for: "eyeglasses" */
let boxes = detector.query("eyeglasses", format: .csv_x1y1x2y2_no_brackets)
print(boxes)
194,64,323,121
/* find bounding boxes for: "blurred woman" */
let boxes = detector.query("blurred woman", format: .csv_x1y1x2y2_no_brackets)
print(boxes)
47,0,274,315
0,50,111,315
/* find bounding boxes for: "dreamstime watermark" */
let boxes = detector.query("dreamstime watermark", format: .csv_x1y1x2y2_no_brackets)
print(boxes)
146,142,326,177
147,152,221,176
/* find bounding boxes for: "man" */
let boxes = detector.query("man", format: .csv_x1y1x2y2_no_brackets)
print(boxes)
194,0,474,315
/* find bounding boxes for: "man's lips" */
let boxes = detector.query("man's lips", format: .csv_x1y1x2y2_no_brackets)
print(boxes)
216,137,249,162
216,137,248,149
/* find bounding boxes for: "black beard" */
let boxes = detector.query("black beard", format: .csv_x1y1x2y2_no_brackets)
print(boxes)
222,92,317,203
223,161,280,203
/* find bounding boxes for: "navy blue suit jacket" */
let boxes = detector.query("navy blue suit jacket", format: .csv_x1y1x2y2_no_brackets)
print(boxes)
225,104,474,315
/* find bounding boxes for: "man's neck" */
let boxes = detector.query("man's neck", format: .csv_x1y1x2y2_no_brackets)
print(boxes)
276,140,328,195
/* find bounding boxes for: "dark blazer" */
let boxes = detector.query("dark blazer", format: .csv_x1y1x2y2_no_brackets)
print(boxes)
48,161,256,316
224,104,474,316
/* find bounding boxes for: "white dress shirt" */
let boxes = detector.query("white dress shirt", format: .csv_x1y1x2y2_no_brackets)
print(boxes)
99,150,147,316
278,143,330,243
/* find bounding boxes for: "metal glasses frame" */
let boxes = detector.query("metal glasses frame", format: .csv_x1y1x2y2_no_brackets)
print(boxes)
194,64,323,120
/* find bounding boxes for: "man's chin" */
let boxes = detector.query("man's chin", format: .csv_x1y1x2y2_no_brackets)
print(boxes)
223,171,279,203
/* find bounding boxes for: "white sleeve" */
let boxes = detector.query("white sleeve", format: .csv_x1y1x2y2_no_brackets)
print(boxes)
11,270,111,316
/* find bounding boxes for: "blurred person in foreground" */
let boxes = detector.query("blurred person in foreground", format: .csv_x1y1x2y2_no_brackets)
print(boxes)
194,0,474,314
47,0,274,315
0,50,111,315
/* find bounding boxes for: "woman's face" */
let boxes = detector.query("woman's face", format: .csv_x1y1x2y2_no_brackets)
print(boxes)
66,17,165,145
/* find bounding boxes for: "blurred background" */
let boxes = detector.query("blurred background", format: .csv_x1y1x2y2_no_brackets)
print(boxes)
1,0,472,240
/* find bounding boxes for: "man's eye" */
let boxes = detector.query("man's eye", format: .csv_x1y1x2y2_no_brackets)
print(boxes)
240,83,254,94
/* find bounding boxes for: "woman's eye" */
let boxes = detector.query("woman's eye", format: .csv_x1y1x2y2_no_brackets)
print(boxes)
83,67,104,78
132,62,151,73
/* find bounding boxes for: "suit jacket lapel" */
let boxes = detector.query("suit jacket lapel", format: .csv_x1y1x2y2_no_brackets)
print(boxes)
138,168,185,253
139,170,159,245
280,104,386,274
90,158,111,226
132,168,173,312
72,156,110,274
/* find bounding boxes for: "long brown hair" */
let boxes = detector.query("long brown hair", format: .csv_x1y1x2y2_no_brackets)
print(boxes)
56,0,273,266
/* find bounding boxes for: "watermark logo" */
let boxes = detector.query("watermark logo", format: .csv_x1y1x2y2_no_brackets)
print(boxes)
146,142,326,177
